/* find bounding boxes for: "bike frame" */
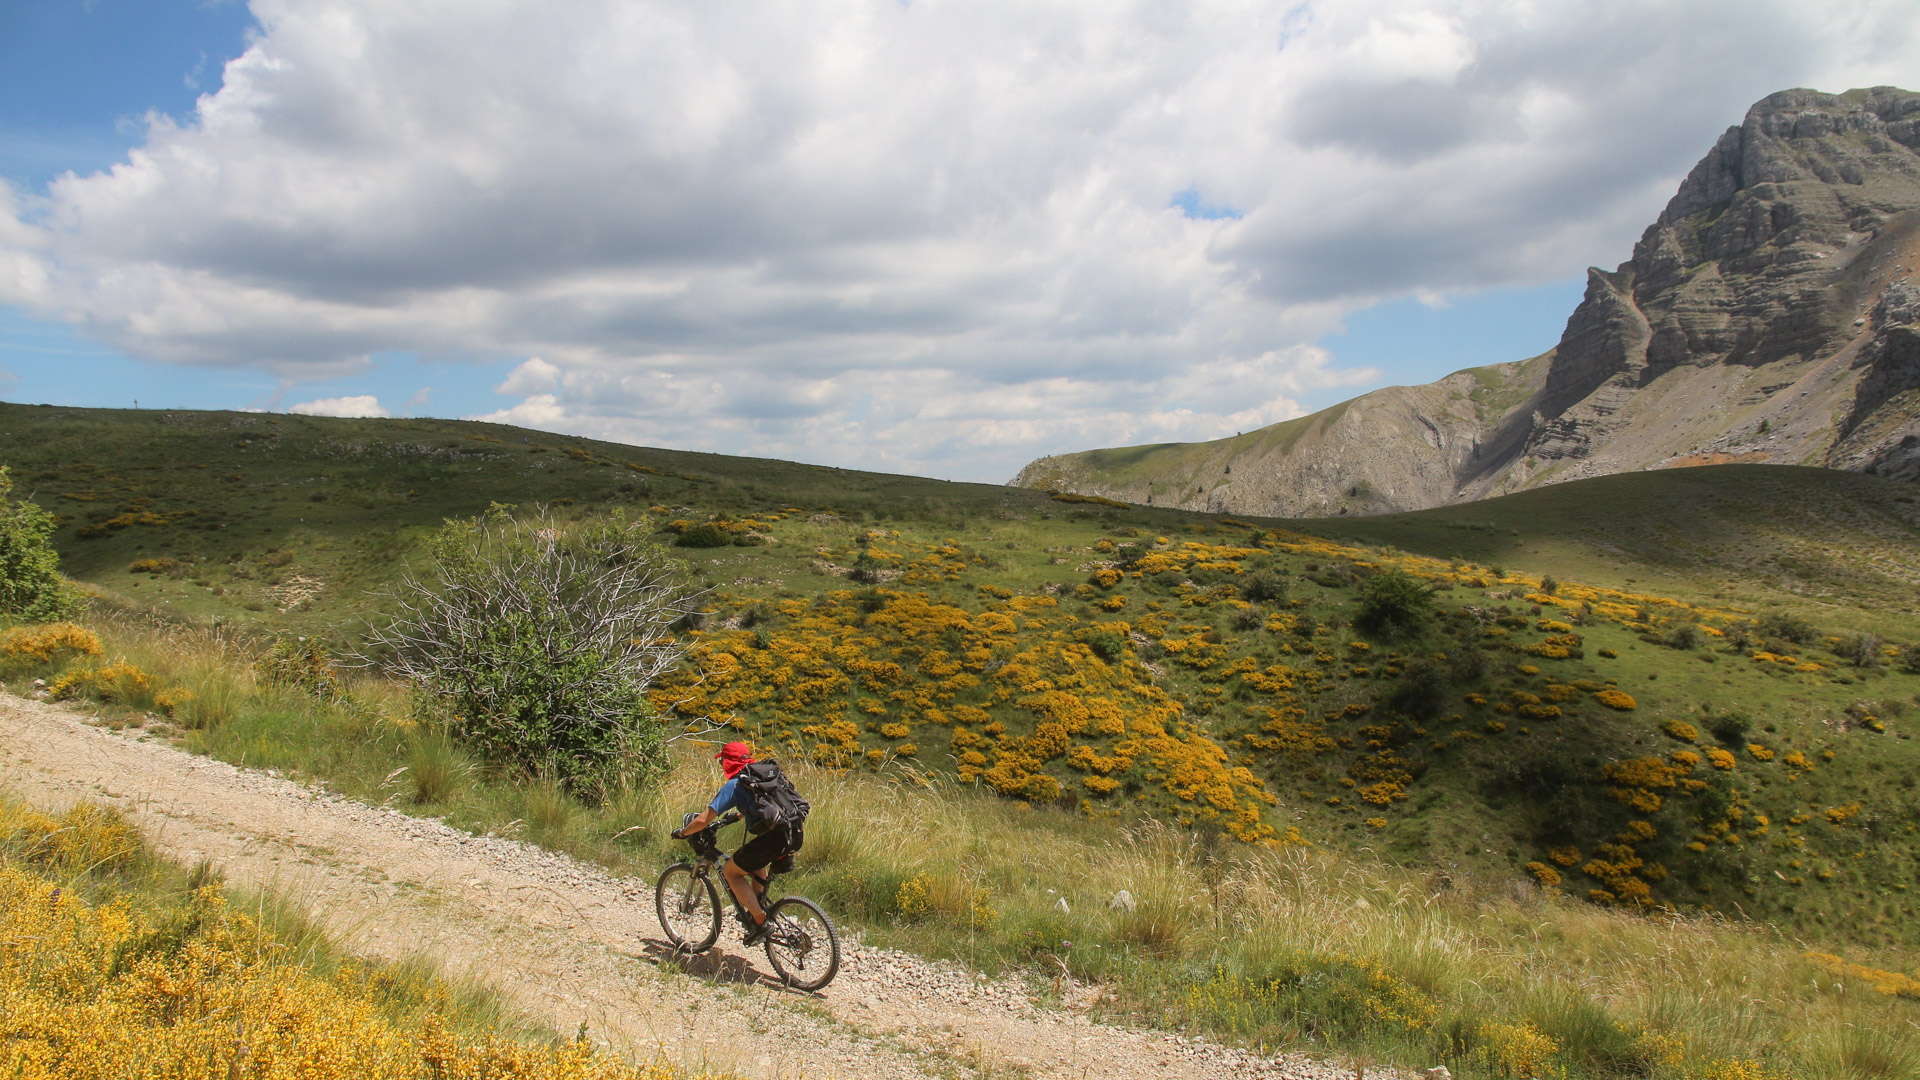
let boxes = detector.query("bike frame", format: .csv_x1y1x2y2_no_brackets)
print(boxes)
684,814,777,909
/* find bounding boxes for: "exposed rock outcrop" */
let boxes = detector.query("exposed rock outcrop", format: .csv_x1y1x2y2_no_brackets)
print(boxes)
1016,87,1920,515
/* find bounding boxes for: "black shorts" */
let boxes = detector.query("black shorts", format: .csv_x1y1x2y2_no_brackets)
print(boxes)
733,827,793,873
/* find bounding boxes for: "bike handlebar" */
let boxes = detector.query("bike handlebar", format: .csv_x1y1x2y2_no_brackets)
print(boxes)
678,810,744,857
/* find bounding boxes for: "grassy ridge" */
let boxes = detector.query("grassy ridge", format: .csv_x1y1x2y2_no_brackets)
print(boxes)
2,405,1915,638
0,402,1074,641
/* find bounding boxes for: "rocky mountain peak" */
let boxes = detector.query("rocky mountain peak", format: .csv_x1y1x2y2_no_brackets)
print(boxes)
1661,87,1920,228
1016,87,1920,515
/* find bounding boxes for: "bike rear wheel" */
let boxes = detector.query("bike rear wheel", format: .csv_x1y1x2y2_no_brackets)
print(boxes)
655,863,722,952
762,895,840,991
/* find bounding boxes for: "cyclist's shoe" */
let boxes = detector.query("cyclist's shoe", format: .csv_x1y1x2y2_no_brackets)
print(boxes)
743,916,770,946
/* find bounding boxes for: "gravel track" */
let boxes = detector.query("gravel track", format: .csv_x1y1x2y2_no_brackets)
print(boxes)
0,696,1415,1080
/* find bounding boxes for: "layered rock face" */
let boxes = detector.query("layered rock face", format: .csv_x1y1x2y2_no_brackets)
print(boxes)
1016,87,1920,515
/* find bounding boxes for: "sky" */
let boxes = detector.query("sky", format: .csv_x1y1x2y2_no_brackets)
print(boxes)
0,1,1914,483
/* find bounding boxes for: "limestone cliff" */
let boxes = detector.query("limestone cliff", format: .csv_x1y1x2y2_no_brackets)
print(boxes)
1015,87,1920,514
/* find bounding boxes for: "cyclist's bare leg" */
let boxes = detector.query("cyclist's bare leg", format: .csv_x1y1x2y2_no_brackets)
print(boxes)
721,858,766,924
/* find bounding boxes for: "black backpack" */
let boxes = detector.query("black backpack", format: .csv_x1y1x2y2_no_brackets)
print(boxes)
740,760,809,841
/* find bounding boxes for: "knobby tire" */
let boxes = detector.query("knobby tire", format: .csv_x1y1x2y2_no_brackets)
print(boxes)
655,863,722,953
762,895,840,991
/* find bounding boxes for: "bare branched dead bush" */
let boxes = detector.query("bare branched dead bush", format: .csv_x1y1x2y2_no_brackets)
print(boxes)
365,506,706,799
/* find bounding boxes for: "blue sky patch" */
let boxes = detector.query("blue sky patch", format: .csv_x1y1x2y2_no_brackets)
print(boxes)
0,0,257,191
1169,188,1243,220
1301,277,1587,412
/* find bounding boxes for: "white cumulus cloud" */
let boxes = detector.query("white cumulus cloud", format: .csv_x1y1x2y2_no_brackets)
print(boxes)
2,0,1916,479
494,357,561,396
289,394,390,418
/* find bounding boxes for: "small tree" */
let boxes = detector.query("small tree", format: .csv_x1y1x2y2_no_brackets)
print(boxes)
0,467,75,620
368,506,705,798
1354,568,1432,639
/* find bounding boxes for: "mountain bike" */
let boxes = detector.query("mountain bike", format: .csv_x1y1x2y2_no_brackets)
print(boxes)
655,810,841,992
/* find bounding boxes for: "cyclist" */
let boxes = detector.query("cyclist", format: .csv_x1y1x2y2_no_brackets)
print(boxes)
669,741,789,944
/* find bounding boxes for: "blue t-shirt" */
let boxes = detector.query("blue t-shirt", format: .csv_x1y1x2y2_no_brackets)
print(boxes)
709,775,753,816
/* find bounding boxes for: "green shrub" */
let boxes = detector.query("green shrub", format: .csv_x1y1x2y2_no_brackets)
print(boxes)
1837,632,1886,669
1240,569,1289,604
1075,626,1127,663
368,507,702,799
1390,658,1453,719
1447,642,1491,683
0,467,75,620
1757,611,1820,646
1707,710,1754,745
1354,569,1432,639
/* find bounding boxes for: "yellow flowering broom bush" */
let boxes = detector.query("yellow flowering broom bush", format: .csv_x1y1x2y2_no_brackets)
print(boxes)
0,801,713,1080
653,584,1281,841
48,660,157,708
0,621,102,674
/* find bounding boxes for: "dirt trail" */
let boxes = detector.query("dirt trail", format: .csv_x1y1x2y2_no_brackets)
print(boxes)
1,697,1408,1080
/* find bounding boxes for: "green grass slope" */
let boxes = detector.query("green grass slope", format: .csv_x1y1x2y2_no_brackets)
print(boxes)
1018,398,1357,493
1309,465,1920,634
4,404,1920,950
0,402,1075,638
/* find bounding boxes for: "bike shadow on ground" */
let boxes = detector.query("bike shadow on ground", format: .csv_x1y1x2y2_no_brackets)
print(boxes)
634,935,819,995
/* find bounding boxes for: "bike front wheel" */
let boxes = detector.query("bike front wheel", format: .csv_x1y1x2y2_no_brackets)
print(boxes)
762,895,840,991
655,863,722,953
